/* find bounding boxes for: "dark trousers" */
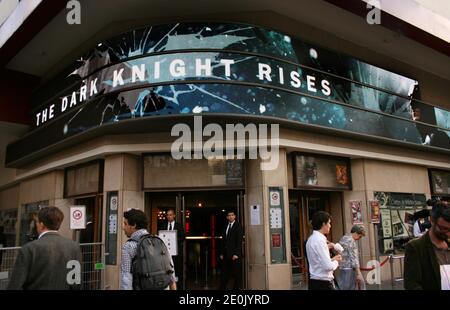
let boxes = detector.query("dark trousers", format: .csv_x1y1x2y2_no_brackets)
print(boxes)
308,278,336,290
220,258,241,290
172,254,183,289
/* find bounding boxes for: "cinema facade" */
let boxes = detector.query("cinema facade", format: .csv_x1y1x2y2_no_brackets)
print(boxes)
1,3,450,290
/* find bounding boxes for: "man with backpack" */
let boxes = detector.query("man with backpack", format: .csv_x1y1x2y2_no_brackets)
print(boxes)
120,208,176,290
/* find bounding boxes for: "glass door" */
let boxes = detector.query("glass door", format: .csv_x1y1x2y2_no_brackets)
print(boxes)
289,190,330,286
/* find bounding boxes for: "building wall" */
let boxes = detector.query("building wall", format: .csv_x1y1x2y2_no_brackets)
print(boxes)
64,10,450,108
245,149,292,289
354,159,430,284
0,121,27,188
0,185,19,212
103,154,143,290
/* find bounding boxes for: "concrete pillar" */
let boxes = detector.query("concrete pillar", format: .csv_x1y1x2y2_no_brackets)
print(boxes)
245,149,291,289
103,154,143,290
342,159,374,274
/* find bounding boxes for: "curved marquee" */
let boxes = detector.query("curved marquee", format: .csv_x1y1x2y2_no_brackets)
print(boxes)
6,22,450,166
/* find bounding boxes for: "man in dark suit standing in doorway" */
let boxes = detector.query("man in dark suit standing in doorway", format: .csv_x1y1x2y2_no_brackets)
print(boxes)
220,210,244,290
159,209,185,289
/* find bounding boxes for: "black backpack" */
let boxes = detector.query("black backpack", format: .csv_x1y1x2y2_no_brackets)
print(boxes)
129,234,174,290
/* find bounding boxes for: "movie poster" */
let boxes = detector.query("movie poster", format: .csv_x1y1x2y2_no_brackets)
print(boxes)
350,200,363,224
369,200,380,223
336,164,348,185
381,209,392,238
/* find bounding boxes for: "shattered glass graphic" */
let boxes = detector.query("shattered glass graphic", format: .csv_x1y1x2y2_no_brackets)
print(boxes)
8,83,449,166
35,22,419,110
35,51,417,126
9,22,450,165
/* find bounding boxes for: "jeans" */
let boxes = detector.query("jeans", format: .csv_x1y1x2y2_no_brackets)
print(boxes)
338,269,356,290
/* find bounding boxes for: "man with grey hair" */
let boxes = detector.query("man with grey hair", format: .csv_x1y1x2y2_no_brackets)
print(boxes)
337,224,366,290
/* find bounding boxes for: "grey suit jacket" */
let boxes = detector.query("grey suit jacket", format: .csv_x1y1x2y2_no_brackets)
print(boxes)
7,232,82,290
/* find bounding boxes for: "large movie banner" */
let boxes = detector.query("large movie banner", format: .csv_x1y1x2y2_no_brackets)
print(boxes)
6,23,450,165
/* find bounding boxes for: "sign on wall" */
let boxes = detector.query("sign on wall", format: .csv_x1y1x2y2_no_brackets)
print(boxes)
269,187,286,264
374,192,426,255
250,204,261,226
158,230,178,256
369,200,381,224
70,206,86,229
350,200,363,225
6,22,450,166
294,153,351,190
429,169,450,196
106,192,118,265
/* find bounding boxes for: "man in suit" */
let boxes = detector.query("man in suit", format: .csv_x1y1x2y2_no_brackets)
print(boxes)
158,209,185,289
220,210,244,290
79,214,94,244
404,201,450,290
8,206,82,290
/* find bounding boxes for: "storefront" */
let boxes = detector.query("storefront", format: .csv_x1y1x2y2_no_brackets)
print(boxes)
1,20,449,290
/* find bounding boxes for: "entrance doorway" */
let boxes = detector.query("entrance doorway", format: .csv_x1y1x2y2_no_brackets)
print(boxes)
289,191,332,286
74,195,103,290
74,195,103,243
146,190,245,290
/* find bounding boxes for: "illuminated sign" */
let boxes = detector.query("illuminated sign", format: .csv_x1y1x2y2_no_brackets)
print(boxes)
6,22,450,166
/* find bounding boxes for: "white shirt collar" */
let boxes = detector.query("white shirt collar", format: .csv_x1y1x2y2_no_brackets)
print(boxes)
313,230,326,240
38,230,58,239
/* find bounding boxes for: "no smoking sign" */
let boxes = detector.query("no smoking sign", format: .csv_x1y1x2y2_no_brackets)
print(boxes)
70,206,86,229
270,191,280,206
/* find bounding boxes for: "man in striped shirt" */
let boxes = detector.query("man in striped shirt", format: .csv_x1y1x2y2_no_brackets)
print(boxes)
120,208,176,290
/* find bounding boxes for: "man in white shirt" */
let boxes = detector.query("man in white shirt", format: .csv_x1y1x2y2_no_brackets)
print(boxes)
306,211,342,290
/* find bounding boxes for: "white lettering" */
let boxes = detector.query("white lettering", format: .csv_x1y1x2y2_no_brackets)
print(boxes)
193,115,203,159
225,123,258,160
113,68,125,87
41,109,48,123
61,97,68,112
220,59,235,77
366,0,381,25
79,84,87,102
307,75,317,93
278,67,284,85
36,113,41,126
70,91,77,107
203,123,224,159
90,78,98,96
195,58,212,76
290,71,301,88
66,260,81,285
259,124,279,171
49,104,55,120
258,63,272,81
321,79,331,96
171,123,192,159
154,61,160,79
66,0,81,25
170,59,186,77
132,64,146,83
